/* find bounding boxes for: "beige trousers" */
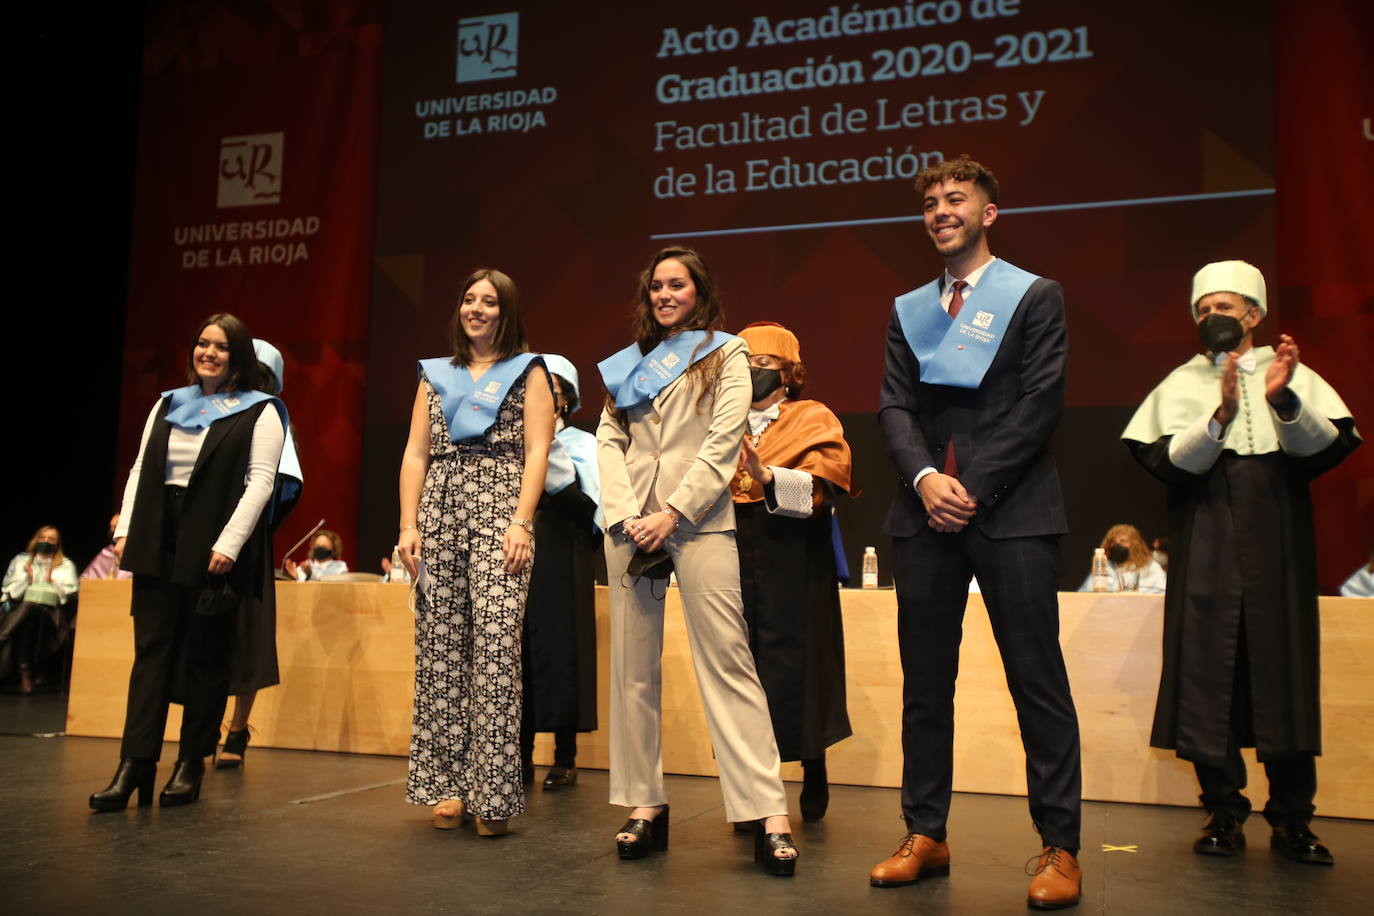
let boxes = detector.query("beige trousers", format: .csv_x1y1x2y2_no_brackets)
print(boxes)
606,528,788,823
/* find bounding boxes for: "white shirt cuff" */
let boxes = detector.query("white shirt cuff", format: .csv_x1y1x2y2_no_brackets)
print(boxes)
765,466,815,518
1169,413,1226,474
1272,395,1339,458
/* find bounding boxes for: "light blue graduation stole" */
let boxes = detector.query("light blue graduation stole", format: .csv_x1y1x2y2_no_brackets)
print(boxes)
419,353,540,442
545,425,604,531
162,385,287,431
894,259,1038,389
598,331,735,410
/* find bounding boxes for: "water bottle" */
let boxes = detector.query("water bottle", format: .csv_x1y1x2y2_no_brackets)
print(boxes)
1091,547,1111,592
389,546,410,583
862,546,879,589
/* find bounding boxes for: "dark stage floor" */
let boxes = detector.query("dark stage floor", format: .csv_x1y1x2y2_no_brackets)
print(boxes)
2,696,1369,915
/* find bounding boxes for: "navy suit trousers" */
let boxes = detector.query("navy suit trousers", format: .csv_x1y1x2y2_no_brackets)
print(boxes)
893,526,1082,849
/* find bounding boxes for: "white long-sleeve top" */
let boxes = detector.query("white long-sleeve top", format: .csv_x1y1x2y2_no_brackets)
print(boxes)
3,553,79,604
114,400,285,562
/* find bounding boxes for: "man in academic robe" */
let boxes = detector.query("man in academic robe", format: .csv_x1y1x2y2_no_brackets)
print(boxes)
1123,260,1360,866
872,156,1083,910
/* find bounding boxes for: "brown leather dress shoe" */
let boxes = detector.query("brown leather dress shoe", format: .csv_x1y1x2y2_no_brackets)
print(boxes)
869,833,950,887
1027,846,1081,910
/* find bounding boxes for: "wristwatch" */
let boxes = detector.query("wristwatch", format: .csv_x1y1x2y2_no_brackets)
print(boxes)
510,517,534,535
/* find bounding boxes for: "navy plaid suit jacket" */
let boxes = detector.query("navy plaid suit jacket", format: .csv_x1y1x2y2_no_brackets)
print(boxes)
878,275,1069,540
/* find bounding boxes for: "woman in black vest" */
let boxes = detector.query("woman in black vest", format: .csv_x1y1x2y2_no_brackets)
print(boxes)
90,313,286,811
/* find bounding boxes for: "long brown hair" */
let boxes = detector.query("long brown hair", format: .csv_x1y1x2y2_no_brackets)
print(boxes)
449,268,528,366
1100,524,1152,570
186,313,260,394
24,525,65,568
606,247,728,419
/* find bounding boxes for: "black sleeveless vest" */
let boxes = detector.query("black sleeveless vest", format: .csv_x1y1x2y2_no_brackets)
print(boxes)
122,397,274,595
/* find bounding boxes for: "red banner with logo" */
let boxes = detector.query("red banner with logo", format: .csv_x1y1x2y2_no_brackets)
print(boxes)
120,3,382,568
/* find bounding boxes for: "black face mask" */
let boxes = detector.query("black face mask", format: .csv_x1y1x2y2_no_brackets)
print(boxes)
1107,545,1130,565
750,367,784,402
1197,313,1247,353
312,547,333,561
34,542,56,555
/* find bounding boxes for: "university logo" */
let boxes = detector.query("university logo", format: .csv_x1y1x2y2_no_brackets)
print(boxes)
972,310,994,329
484,380,502,394
218,133,283,208
661,353,681,368
457,12,518,83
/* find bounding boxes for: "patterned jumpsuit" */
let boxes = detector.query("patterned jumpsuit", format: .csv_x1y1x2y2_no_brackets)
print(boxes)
406,374,532,819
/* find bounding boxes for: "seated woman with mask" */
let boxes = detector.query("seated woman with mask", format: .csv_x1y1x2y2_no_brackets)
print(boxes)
1077,524,1167,594
284,530,349,581
1,525,79,694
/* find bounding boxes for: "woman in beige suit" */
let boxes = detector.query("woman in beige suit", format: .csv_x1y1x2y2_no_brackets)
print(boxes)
597,247,798,876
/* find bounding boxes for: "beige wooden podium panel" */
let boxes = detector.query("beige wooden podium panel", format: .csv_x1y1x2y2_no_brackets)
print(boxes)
68,581,1373,818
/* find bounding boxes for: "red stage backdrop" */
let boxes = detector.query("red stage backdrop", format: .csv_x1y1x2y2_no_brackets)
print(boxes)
357,0,1323,583
120,2,382,569
1272,0,1374,585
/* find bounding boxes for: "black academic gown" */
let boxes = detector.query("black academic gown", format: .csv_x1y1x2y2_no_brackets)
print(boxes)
736,499,852,762
1128,423,1360,765
521,484,599,732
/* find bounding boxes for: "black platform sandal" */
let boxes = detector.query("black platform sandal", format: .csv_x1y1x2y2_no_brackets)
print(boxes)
754,826,799,877
216,728,251,770
617,805,670,859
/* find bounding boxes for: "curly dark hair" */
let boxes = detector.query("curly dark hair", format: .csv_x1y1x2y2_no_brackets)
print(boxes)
913,155,999,205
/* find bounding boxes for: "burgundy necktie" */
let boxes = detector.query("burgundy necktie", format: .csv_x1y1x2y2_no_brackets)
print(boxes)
948,279,967,319
943,280,967,476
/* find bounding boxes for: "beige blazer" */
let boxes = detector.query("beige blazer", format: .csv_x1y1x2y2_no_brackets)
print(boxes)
597,336,750,533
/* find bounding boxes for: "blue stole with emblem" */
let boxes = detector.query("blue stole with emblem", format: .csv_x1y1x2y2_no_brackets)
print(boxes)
162,385,287,431
545,425,604,531
598,331,735,410
894,259,1038,389
420,352,540,442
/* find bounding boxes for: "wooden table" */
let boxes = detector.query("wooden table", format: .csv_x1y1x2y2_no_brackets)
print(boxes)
68,581,1373,818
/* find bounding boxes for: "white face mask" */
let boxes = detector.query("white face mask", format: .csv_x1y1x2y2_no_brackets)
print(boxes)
1152,551,1167,568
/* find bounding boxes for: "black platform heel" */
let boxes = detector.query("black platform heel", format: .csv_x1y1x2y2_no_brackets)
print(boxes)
89,759,157,812
754,826,799,877
617,805,670,859
215,727,251,770
158,758,205,807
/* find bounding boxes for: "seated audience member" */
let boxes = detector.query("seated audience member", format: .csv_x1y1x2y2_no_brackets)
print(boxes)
1341,553,1374,598
1,526,80,694
81,515,135,580
1151,536,1170,572
1077,524,1167,593
284,530,348,581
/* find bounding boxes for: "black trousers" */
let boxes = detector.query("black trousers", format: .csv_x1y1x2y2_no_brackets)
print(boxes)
1193,616,1317,825
119,487,233,761
893,527,1082,849
520,718,577,769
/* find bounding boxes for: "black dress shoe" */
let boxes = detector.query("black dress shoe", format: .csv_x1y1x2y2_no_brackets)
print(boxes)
800,757,829,821
542,765,577,789
1271,822,1334,866
158,758,205,807
89,759,157,812
1194,812,1245,856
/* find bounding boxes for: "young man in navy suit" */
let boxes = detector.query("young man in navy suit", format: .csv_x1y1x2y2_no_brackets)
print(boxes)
870,157,1083,910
